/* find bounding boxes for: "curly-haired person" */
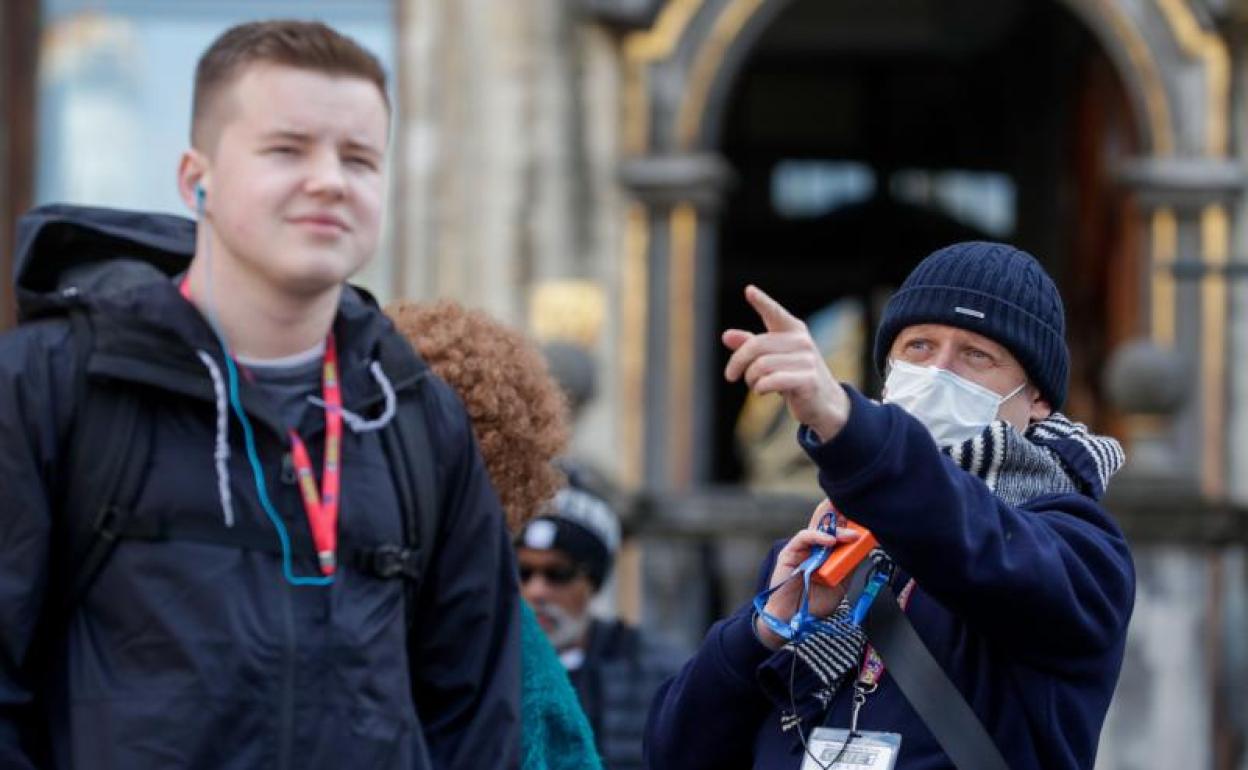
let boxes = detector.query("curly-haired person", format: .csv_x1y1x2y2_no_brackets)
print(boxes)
387,299,602,770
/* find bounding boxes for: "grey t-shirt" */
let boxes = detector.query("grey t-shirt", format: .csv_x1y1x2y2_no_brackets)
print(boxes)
238,346,325,431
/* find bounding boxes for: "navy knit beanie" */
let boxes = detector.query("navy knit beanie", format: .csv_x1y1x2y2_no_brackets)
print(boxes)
873,241,1069,409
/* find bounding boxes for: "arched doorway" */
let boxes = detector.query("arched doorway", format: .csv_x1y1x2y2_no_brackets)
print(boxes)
614,2,1242,762
709,0,1142,487
617,0,1234,500
617,0,1238,658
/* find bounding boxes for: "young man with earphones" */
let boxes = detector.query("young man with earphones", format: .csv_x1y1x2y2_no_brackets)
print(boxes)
646,242,1134,769
0,20,518,770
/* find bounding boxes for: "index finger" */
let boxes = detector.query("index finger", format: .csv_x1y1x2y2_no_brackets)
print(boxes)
745,285,803,333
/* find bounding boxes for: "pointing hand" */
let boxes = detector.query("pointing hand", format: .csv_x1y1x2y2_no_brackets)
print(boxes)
722,285,850,443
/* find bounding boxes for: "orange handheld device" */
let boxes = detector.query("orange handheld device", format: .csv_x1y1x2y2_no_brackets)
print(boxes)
813,520,877,588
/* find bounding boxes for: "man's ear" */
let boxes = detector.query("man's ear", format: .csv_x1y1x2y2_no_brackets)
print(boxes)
177,150,210,214
1028,385,1053,423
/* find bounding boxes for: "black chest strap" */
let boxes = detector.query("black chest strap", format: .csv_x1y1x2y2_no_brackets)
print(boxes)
863,586,1010,770
60,315,439,606
92,507,423,581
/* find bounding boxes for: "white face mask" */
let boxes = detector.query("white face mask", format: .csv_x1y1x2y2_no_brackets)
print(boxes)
883,359,1026,447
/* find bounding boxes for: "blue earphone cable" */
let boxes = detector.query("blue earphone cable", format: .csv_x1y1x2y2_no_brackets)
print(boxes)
197,186,332,587
221,349,333,587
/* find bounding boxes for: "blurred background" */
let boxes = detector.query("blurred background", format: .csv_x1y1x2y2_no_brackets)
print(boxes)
2,0,1247,766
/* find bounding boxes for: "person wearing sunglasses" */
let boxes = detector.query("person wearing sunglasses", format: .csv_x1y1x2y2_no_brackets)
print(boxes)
519,486,686,770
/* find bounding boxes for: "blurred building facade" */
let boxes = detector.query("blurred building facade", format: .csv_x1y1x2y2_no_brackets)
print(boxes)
3,0,1248,766
390,5,1248,764
399,4,1248,767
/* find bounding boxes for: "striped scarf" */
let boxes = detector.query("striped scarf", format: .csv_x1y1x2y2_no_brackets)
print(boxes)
784,412,1124,707
947,413,1124,505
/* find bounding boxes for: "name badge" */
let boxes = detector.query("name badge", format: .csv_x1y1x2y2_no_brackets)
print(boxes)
800,728,901,770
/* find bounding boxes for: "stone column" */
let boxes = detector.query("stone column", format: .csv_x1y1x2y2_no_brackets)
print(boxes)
1104,152,1248,769
394,0,629,492
394,0,623,323
618,151,733,642
1116,157,1244,497
618,152,733,489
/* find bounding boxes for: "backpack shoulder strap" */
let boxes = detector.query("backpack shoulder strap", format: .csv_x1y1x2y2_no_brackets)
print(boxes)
57,307,156,618
375,335,440,623
380,389,439,588
58,315,438,613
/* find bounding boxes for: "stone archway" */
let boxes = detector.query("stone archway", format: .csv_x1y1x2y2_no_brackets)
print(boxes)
611,3,1248,763
616,0,1240,500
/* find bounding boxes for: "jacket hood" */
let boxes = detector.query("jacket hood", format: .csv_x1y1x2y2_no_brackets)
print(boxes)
15,203,195,321
12,204,394,366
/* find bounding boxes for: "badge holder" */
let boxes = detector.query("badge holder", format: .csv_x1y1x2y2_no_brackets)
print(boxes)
801,729,901,770
751,509,902,770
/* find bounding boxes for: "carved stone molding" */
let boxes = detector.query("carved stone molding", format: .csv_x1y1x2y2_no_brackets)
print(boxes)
1115,157,1247,211
581,0,666,31
618,152,735,211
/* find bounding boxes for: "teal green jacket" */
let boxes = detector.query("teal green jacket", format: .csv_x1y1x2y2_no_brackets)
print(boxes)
521,602,603,770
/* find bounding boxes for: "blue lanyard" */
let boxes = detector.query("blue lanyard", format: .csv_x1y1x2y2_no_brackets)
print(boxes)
851,569,889,626
752,513,886,644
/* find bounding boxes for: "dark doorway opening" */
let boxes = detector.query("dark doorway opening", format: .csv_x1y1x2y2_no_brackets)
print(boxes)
710,0,1141,487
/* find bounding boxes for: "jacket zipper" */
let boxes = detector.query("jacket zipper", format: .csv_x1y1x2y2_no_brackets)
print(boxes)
277,580,296,770
277,449,298,770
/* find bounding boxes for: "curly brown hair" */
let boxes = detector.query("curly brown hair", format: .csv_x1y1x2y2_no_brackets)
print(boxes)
386,299,570,533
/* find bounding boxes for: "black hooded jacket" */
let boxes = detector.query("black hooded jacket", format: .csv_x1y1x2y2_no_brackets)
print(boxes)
0,205,520,769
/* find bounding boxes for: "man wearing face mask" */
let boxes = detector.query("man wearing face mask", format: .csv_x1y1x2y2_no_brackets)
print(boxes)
645,242,1134,770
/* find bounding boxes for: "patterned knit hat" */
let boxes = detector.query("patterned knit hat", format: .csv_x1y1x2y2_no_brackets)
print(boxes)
519,487,621,589
873,241,1069,409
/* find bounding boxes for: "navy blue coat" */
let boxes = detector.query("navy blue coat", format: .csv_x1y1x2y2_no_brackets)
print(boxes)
0,206,520,769
573,619,685,770
645,388,1134,770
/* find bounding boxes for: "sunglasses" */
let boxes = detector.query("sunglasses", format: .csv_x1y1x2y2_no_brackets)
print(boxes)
519,564,581,586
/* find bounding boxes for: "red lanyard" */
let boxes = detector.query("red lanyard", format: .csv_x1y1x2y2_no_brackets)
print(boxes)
180,277,342,576
288,337,342,575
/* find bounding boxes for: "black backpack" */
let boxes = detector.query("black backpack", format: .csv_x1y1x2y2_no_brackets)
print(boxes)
52,303,442,628
13,207,443,767
16,299,442,767
14,206,442,709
